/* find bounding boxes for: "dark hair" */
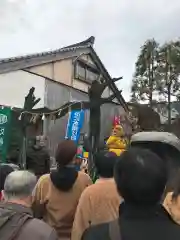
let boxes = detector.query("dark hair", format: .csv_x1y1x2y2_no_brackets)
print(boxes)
6,150,19,165
0,165,14,191
163,168,180,201
55,140,77,167
114,147,167,205
26,145,50,177
131,142,180,180
94,151,117,178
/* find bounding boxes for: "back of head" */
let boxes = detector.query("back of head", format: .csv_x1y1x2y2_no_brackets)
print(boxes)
94,151,117,178
114,147,167,205
0,165,14,191
131,142,180,180
4,170,37,200
26,141,50,177
50,140,78,191
55,140,77,167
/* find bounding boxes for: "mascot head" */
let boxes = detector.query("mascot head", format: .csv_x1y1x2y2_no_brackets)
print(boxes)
112,125,124,137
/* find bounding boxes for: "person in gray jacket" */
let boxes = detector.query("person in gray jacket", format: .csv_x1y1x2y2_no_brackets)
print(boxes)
0,170,58,240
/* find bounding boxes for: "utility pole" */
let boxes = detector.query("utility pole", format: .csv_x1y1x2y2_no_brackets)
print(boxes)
165,46,172,130
167,81,171,130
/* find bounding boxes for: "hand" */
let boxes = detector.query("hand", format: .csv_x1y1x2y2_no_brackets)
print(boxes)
80,159,88,172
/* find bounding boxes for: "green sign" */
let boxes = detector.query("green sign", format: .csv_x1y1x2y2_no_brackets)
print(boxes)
0,107,12,162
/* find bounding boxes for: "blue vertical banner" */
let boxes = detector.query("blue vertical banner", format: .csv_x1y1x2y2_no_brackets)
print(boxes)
65,110,85,143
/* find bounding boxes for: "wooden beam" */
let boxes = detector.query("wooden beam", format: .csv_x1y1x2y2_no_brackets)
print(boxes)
112,76,123,83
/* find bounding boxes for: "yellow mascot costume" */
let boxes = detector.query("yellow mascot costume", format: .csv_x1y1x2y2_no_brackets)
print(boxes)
106,125,127,156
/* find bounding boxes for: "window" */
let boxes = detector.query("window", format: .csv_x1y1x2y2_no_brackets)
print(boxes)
86,68,98,82
75,61,99,83
76,63,86,79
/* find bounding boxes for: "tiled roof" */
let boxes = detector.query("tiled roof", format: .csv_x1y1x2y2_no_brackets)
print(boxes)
0,36,95,64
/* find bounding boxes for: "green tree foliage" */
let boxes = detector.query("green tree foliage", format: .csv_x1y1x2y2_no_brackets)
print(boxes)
131,39,159,106
157,41,180,101
131,39,180,104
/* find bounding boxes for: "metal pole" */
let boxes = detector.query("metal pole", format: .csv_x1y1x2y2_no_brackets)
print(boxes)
22,135,27,169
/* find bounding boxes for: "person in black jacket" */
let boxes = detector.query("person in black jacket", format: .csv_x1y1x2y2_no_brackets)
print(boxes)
26,136,50,178
82,147,180,240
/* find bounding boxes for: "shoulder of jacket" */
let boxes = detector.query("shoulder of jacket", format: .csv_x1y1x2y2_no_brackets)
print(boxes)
81,182,98,196
38,174,50,184
78,171,91,181
78,172,92,185
23,218,57,239
82,222,110,240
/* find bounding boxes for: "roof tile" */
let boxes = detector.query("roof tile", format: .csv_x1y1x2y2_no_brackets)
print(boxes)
0,36,95,64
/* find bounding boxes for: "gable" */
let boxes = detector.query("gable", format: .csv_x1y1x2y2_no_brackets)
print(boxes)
73,53,106,86
80,54,96,67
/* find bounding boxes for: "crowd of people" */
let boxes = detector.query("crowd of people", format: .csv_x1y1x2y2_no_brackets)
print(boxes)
1,137,180,239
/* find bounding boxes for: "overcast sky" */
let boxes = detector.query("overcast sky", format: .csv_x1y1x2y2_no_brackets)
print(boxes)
0,0,180,100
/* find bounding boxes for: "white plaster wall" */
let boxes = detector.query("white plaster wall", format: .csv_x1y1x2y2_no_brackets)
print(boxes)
0,70,45,108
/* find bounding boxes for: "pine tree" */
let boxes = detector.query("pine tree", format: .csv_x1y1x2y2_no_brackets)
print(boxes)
131,39,159,106
157,41,180,127
157,41,180,100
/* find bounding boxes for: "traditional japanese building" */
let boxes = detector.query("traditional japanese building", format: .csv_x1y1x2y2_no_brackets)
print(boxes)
0,36,130,155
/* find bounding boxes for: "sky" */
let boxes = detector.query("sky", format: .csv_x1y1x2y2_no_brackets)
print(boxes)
0,0,180,101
